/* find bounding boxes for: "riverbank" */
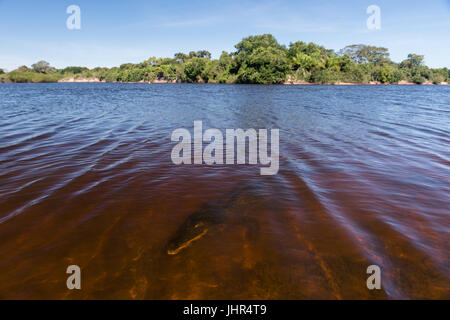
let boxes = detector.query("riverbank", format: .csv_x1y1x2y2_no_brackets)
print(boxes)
55,77,448,85
1,76,448,85
2,34,449,86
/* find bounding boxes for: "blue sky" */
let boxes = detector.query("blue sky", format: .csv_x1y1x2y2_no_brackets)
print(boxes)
0,0,449,71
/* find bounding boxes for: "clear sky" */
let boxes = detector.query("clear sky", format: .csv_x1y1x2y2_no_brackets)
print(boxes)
0,0,449,71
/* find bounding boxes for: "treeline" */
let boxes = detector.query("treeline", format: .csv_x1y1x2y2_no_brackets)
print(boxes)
1,34,449,85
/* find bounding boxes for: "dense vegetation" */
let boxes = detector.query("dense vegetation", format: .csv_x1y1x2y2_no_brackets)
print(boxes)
1,34,449,85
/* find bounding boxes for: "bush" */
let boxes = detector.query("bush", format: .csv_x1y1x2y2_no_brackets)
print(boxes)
411,74,425,84
61,66,89,74
310,69,339,84
431,74,445,85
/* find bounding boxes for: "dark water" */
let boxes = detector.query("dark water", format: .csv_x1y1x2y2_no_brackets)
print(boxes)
0,83,449,299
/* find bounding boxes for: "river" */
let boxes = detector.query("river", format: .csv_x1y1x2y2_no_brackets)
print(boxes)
0,83,448,299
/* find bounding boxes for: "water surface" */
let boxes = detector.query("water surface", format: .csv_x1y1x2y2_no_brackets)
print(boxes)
0,83,449,299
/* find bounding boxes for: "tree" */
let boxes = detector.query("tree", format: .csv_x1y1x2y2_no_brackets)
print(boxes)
60,66,89,74
196,50,211,59
400,54,424,69
174,52,189,63
146,57,158,67
157,57,177,66
310,69,339,84
17,65,30,72
219,51,233,68
399,54,427,83
198,52,236,83
0,68,4,75
184,57,207,82
375,65,395,83
290,51,326,71
430,68,448,84
235,34,289,84
339,45,390,65
237,46,289,84
31,60,55,73
184,50,212,59
119,63,135,70
288,41,329,60
411,74,425,84
236,34,286,54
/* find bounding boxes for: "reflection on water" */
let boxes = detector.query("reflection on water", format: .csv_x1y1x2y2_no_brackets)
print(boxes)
0,83,449,299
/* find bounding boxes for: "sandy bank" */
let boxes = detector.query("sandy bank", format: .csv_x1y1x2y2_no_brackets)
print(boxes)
56,77,450,85
58,77,105,83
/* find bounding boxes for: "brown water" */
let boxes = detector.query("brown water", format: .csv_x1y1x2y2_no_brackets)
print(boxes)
0,83,449,299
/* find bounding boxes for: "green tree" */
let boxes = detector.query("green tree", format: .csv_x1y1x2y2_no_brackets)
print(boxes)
309,69,339,84
119,63,135,70
288,41,329,63
411,74,425,84
31,60,55,73
196,50,211,59
339,45,390,65
184,57,207,82
430,68,448,84
174,52,189,63
375,65,395,83
60,66,89,74
235,34,289,84
235,34,286,54
400,54,424,69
